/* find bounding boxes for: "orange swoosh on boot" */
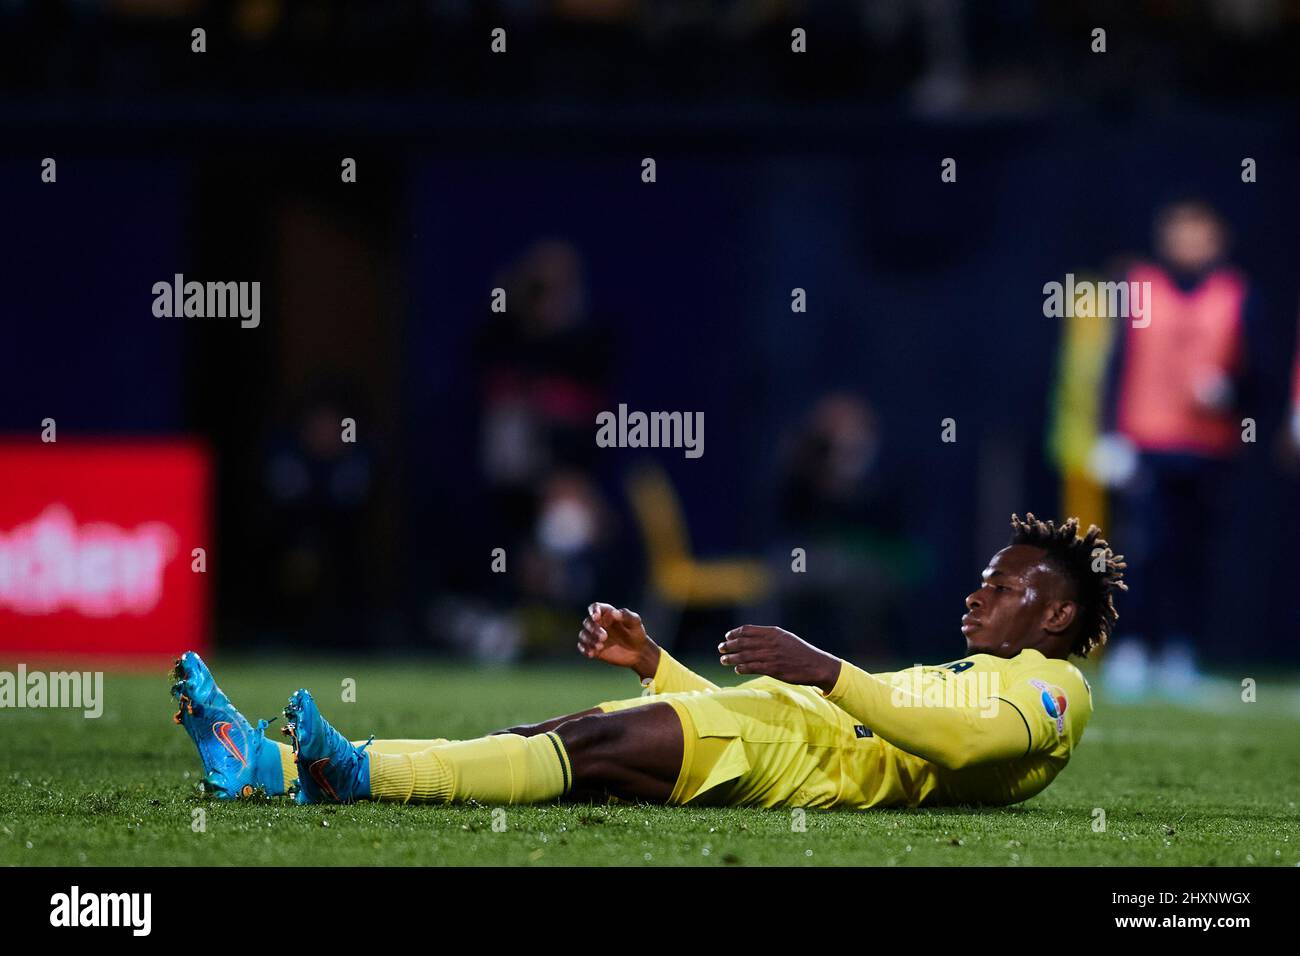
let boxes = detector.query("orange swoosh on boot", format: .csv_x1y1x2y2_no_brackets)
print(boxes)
213,721,248,767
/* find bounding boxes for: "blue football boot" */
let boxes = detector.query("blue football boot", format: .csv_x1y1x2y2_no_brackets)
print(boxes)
281,688,372,804
170,651,286,799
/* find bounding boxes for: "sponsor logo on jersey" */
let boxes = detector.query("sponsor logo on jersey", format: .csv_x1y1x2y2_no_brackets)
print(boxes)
1029,679,1068,735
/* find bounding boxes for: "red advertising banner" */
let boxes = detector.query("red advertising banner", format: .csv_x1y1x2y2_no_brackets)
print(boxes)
0,442,210,660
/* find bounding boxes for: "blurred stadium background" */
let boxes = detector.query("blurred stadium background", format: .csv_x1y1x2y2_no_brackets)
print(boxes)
5,0,1300,689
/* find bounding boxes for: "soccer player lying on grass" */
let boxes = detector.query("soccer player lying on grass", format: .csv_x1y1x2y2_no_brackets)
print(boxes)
172,513,1125,809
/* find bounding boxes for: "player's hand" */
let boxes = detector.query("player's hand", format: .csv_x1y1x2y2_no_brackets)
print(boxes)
718,625,842,694
578,603,660,679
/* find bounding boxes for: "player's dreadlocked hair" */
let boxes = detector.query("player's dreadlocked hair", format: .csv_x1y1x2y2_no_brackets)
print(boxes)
1008,513,1127,659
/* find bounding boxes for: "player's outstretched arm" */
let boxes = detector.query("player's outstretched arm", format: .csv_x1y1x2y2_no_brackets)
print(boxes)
717,624,843,692
578,603,720,693
718,625,1032,770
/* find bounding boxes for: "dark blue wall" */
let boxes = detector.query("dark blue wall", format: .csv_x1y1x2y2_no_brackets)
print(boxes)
2,160,190,433
402,117,1300,662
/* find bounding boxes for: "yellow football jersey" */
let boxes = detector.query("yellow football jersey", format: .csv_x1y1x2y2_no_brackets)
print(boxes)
825,648,1094,807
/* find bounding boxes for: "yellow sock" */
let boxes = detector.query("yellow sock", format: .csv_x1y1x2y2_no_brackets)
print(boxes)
275,741,296,791
364,738,452,754
274,738,451,791
369,732,572,804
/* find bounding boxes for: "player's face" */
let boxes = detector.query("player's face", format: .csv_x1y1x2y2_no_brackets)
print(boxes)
961,545,1060,658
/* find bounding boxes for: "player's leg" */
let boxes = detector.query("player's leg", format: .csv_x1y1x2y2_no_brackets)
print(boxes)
492,708,604,737
284,688,684,806
171,650,686,804
477,704,686,803
553,704,682,802
372,707,680,804
493,702,690,800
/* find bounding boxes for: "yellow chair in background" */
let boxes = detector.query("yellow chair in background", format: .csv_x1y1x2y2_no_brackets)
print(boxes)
625,463,771,648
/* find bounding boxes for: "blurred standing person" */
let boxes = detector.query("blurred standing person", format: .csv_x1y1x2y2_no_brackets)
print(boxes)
1047,262,1127,534
475,238,613,545
1093,200,1256,699
774,393,918,659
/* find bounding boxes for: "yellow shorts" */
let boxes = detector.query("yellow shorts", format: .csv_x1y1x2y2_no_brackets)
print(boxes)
597,677,881,808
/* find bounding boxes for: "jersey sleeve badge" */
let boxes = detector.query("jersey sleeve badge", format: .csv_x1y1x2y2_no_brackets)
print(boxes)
1028,679,1068,735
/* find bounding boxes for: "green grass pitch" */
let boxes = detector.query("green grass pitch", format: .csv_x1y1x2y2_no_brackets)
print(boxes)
2,657,1298,866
